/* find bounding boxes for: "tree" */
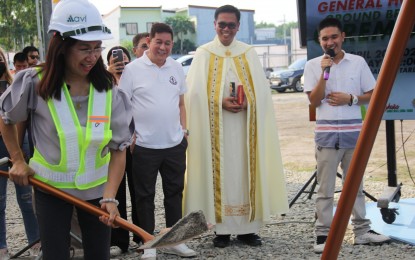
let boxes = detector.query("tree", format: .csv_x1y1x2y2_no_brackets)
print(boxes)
0,0,37,51
255,21,277,28
275,22,298,39
255,21,298,40
172,39,196,55
121,39,134,59
165,15,195,54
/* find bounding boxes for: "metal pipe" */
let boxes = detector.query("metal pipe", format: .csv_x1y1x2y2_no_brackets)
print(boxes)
386,120,397,187
322,0,415,258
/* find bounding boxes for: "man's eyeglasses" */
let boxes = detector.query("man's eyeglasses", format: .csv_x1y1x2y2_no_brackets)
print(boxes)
29,55,40,60
135,44,148,50
218,22,237,30
78,47,106,56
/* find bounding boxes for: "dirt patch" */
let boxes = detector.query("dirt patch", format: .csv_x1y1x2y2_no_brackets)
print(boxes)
272,92,415,184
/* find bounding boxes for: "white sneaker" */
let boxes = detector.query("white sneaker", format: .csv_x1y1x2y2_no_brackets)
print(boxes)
110,246,123,256
0,248,10,260
313,235,327,253
354,230,391,245
141,248,156,260
163,243,197,257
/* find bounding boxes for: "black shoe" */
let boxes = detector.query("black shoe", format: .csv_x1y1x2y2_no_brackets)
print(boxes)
213,235,231,248
236,233,262,246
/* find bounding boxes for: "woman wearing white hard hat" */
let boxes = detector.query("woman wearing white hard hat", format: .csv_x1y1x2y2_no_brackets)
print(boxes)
0,0,133,259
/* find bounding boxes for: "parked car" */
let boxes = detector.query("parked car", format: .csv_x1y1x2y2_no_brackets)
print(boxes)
269,58,307,93
170,54,182,60
175,54,194,77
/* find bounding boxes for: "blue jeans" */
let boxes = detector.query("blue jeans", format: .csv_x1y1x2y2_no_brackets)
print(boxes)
0,135,39,249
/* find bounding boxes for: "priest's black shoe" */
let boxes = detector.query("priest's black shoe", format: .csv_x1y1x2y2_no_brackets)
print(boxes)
213,235,230,248
236,233,262,246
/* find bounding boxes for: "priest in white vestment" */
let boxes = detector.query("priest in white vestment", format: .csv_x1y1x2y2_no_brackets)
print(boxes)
184,5,289,248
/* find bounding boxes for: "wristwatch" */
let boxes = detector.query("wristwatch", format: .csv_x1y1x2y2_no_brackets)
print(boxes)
352,94,359,105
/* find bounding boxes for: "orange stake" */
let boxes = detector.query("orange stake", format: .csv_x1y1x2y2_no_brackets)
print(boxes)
322,0,415,259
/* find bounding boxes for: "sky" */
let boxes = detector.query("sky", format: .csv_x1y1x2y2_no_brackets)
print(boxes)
89,0,299,25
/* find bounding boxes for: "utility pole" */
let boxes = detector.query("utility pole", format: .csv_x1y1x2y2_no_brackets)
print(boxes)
35,0,44,60
41,0,53,54
283,15,287,46
277,15,290,66
282,15,292,64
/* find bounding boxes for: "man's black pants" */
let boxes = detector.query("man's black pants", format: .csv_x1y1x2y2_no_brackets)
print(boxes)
132,137,187,234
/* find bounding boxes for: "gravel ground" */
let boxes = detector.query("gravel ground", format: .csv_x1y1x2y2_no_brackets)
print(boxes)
4,92,415,259
4,170,415,259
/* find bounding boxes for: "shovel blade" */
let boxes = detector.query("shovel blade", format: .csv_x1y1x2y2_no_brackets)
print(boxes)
140,210,208,249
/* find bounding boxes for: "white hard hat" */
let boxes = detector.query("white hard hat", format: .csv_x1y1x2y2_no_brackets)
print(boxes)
48,0,113,41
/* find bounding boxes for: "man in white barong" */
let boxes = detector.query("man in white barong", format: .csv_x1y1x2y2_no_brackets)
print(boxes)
184,4,289,248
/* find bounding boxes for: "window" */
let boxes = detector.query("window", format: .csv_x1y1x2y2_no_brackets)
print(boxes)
146,22,156,33
123,23,138,35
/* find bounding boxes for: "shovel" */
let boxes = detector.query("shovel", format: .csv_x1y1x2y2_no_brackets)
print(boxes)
0,159,208,248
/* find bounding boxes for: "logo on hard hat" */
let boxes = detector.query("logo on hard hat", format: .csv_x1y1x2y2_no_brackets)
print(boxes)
67,15,87,23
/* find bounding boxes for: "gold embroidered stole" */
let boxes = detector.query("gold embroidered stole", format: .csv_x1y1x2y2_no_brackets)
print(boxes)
206,53,257,223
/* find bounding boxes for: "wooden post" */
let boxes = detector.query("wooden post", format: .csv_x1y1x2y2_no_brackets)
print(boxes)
322,0,415,259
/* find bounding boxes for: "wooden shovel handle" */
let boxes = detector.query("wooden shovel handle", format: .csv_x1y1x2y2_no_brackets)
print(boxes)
0,170,154,243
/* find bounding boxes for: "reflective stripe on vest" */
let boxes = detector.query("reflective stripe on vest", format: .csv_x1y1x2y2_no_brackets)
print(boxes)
30,82,112,189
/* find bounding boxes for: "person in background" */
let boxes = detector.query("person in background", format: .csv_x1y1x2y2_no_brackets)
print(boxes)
107,46,131,84
0,0,133,259
120,23,196,259
303,17,390,254
106,46,141,252
0,47,40,260
22,46,40,67
20,47,39,156
11,52,29,76
11,51,33,160
0,50,12,86
183,5,289,248
132,33,149,59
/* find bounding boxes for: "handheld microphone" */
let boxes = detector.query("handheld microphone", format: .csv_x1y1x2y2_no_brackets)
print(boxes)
323,49,335,80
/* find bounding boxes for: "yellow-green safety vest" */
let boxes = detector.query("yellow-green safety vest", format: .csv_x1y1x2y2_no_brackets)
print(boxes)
30,80,112,190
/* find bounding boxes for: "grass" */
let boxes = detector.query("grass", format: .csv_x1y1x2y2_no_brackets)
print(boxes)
284,162,316,173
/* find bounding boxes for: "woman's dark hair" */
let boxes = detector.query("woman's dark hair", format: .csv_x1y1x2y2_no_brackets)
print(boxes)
215,5,241,22
106,46,131,64
37,33,115,100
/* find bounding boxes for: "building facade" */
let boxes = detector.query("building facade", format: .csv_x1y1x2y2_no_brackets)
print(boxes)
101,5,304,69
